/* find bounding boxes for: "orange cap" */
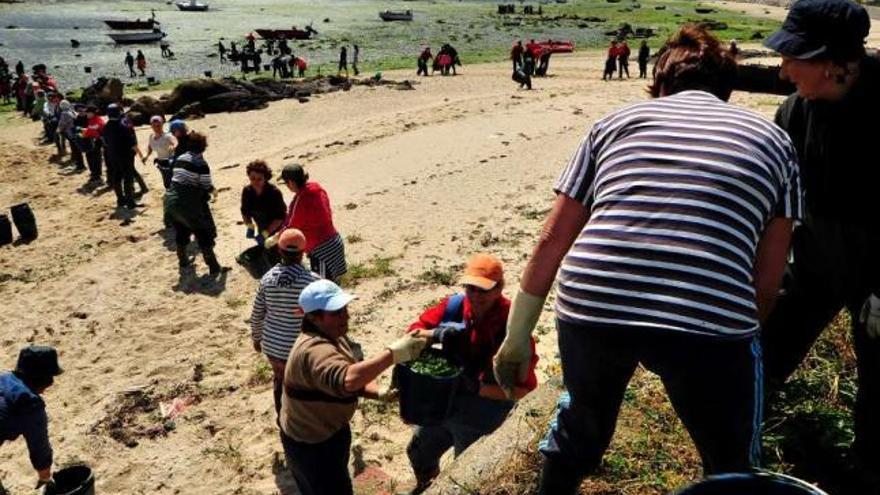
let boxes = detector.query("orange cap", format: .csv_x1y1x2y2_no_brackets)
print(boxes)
459,253,504,290
278,228,306,253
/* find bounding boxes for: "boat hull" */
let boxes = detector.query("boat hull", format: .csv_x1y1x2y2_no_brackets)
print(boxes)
255,29,313,40
176,3,209,11
107,32,165,44
104,20,158,30
379,12,413,21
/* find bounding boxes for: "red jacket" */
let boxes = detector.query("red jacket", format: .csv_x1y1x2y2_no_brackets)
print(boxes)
82,115,105,140
282,181,338,253
410,295,539,392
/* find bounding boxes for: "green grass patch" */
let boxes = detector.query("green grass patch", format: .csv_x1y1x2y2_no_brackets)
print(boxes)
339,255,399,286
247,358,273,387
418,264,460,286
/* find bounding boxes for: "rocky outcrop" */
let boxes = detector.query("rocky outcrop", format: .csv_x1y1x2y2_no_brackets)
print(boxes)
79,77,124,107
120,76,417,124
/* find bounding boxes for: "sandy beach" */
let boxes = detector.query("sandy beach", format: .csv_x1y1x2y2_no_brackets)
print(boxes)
2,2,877,491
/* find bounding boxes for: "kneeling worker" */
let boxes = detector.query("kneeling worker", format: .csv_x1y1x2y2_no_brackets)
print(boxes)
406,254,539,493
1,346,64,491
280,280,429,495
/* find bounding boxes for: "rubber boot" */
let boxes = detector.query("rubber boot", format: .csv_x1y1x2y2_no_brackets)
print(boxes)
409,468,440,495
203,248,222,276
177,246,192,268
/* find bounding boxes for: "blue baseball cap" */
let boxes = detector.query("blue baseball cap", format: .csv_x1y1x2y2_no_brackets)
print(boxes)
299,280,356,314
169,119,187,132
764,0,869,60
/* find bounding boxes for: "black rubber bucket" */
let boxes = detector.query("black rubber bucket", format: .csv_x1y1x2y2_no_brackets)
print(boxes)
0,214,12,246
674,472,829,495
204,70,213,78
45,465,95,495
236,245,273,279
394,348,461,426
10,203,37,241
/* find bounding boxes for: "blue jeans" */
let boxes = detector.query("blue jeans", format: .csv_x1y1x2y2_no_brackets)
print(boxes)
539,319,763,495
407,393,513,476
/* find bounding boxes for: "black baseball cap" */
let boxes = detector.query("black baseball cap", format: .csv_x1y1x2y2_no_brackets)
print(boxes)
15,346,63,379
764,0,869,60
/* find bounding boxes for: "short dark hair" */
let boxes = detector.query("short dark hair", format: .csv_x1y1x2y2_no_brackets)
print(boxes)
649,24,737,101
13,370,53,392
188,131,208,154
246,160,273,181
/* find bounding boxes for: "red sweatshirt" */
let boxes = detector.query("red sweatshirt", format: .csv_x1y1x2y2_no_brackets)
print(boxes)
282,182,338,253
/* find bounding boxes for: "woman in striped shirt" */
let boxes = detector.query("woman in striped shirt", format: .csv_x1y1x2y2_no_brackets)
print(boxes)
493,25,803,493
164,131,227,276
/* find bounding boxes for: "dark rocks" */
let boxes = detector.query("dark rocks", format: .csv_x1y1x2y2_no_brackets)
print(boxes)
79,77,124,107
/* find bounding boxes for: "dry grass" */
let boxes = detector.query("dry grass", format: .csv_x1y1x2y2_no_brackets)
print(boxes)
482,311,859,494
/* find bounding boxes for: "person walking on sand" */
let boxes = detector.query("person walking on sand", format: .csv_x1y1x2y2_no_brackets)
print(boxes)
638,40,650,78
81,104,105,183
124,52,136,77
0,346,64,494
417,46,432,76
511,40,524,72
141,115,177,189
279,279,428,495
492,25,803,494
352,44,360,76
251,228,319,415
603,40,618,81
164,131,228,276
218,40,227,62
338,46,348,77
618,40,630,79
268,164,348,283
136,50,147,76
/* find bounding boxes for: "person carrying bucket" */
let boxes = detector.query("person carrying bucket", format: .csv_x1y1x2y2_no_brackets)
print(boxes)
404,254,538,494
279,279,428,495
0,346,64,491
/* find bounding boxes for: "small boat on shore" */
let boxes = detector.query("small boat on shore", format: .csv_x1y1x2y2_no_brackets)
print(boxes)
255,25,317,40
107,29,166,44
176,0,209,12
104,19,160,30
538,40,575,53
379,10,413,21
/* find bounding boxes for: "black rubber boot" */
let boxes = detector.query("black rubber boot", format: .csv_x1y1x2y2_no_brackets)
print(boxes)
176,246,192,268
203,249,223,276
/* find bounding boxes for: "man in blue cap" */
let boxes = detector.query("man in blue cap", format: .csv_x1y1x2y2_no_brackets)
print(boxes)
0,346,63,491
761,0,880,489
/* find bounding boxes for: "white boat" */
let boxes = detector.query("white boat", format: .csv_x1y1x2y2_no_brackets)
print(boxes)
176,0,209,11
379,10,413,21
107,30,166,44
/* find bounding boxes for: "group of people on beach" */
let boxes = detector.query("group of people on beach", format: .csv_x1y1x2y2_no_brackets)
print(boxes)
4,1,880,494
416,43,461,77
603,39,651,80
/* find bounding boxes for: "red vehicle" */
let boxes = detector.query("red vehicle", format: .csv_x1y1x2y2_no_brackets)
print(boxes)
538,40,575,54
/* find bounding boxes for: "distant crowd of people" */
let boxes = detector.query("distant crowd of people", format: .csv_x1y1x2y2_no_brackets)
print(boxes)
604,39,651,80
417,43,461,77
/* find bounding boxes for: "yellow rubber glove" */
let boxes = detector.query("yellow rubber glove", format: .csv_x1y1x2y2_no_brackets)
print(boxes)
493,289,545,399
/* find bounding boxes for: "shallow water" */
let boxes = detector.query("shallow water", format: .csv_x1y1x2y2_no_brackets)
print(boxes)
0,0,605,90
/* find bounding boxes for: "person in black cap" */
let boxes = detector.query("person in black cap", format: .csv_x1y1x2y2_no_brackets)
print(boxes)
761,0,880,489
0,346,63,490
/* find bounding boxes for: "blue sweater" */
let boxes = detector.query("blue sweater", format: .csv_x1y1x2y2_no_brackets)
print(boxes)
0,372,52,470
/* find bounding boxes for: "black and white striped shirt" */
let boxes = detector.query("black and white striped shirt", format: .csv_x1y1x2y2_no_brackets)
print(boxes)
555,90,803,338
250,263,320,361
171,152,213,191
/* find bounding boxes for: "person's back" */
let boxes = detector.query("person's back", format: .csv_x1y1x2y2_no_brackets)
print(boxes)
103,117,135,159
0,372,46,446
556,91,800,336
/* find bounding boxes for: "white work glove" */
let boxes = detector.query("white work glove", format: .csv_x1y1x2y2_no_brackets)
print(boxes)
493,289,544,399
386,334,427,364
860,294,880,339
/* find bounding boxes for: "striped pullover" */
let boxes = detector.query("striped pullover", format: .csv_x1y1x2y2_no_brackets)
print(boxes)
171,152,213,191
250,263,320,361
554,90,803,338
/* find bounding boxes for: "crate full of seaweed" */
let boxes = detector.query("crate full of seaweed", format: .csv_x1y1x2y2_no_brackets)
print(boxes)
393,348,462,426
